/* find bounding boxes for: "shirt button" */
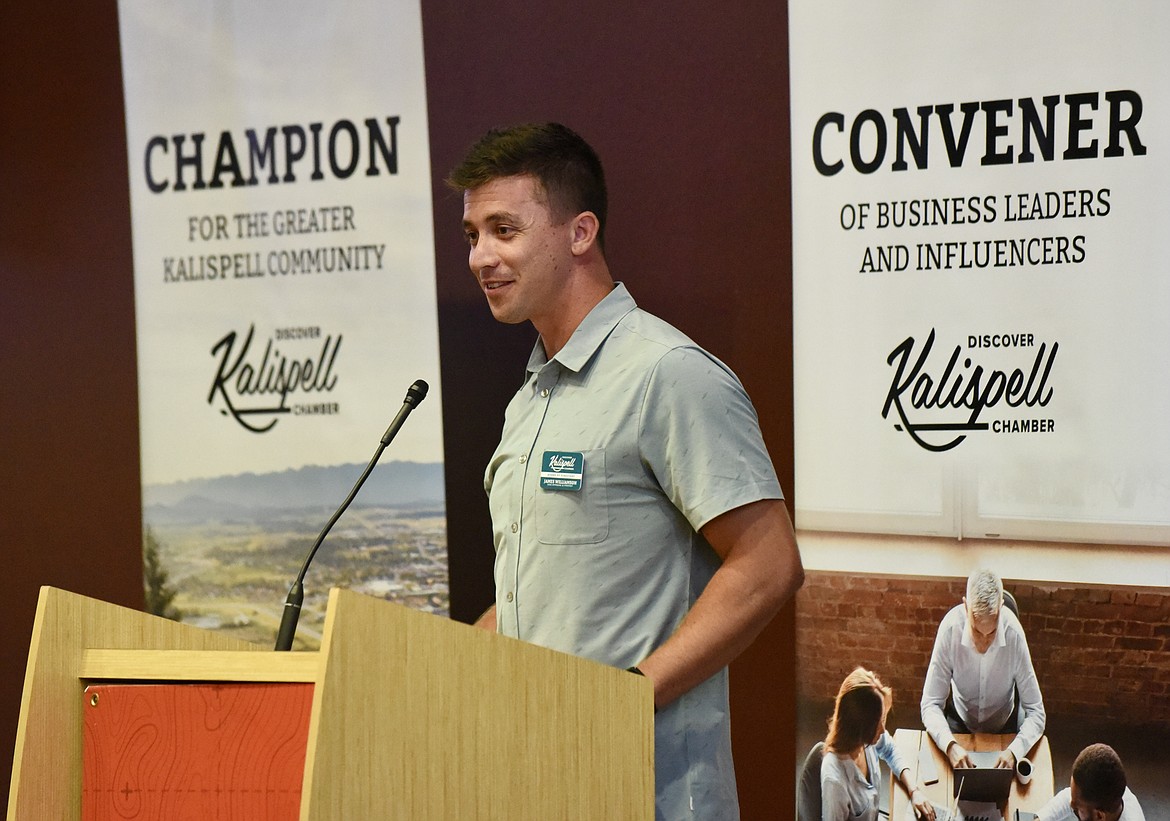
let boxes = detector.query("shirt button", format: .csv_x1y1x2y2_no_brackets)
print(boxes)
540,388,550,397
511,522,518,533
506,592,514,603
519,455,527,464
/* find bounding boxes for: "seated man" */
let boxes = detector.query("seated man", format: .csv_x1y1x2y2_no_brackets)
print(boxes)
920,568,1045,769
1037,743,1144,821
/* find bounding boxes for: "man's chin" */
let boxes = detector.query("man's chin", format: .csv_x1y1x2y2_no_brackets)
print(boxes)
486,304,527,325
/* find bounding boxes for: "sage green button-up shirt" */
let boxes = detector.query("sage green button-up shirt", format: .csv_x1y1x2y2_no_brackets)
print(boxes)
485,283,783,820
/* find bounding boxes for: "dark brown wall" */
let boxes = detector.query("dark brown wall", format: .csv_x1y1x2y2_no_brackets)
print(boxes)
1,0,796,814
424,5,797,815
1,0,145,810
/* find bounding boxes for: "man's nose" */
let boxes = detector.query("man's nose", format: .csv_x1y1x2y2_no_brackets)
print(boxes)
469,237,499,272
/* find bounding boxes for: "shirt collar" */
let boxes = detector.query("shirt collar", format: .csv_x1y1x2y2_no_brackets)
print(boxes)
960,607,1007,649
525,282,637,374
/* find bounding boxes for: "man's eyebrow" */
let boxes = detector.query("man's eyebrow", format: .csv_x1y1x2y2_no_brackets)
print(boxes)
463,210,522,229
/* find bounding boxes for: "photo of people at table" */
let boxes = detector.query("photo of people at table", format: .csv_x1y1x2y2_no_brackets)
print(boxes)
798,568,1149,821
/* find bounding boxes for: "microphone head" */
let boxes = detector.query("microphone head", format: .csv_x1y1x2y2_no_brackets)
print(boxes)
405,379,429,406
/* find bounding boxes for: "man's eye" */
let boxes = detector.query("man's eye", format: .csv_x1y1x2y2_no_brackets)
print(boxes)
496,225,515,237
465,231,478,246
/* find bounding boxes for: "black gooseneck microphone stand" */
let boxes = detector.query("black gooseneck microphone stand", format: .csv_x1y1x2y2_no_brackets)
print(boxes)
273,379,428,651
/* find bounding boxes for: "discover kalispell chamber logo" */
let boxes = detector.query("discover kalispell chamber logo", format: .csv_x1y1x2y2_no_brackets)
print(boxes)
207,324,342,432
881,328,1058,452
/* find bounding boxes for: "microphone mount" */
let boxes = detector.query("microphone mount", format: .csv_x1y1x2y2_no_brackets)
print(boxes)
273,379,429,651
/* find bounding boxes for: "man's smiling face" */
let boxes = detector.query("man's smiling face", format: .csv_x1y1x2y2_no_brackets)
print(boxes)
462,174,574,331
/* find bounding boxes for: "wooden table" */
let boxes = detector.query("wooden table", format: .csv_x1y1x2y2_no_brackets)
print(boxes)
889,729,1055,820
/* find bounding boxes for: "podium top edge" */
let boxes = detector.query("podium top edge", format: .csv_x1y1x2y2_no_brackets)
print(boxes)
80,649,321,683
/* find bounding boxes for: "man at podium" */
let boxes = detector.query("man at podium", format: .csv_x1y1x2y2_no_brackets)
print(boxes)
448,122,804,820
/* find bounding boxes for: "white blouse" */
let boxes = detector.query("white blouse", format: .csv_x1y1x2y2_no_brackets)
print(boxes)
820,732,909,821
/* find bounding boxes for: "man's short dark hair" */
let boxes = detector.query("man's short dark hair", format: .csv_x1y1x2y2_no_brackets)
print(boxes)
1072,743,1126,812
446,122,608,248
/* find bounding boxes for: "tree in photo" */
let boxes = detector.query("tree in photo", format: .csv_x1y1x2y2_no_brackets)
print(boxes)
143,526,181,620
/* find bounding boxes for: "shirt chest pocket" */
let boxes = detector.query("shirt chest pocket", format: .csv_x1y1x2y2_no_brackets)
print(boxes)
534,448,609,544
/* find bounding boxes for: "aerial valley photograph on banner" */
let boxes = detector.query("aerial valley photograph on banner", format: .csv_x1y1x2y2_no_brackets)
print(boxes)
789,2,1169,818
117,0,446,649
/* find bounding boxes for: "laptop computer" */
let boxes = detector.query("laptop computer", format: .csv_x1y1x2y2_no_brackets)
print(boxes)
921,802,995,821
952,751,1014,804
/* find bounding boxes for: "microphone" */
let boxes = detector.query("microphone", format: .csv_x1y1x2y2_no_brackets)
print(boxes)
273,379,429,651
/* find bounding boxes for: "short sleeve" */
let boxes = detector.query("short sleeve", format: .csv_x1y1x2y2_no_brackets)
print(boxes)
638,346,783,531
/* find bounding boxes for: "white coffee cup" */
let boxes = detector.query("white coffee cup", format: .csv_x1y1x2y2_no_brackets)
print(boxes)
1016,756,1033,785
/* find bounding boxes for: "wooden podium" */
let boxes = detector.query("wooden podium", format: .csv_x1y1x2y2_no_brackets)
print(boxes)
8,586,654,820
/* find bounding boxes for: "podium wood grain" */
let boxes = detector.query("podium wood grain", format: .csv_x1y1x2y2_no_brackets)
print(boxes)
300,587,654,820
8,587,266,821
8,587,654,820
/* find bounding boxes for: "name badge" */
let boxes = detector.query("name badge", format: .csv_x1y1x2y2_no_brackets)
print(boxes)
540,451,584,491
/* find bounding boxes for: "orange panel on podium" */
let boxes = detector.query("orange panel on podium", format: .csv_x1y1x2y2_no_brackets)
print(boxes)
81,682,313,821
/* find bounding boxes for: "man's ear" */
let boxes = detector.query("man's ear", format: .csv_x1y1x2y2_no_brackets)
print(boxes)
569,211,600,256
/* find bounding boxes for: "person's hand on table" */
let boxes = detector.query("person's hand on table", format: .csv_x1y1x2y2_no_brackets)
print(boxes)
946,740,973,768
910,787,936,820
994,748,1016,769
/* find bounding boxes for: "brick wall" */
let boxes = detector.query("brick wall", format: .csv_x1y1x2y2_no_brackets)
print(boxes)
796,571,1170,732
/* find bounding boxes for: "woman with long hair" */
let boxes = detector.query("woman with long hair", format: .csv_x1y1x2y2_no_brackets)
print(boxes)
821,667,935,821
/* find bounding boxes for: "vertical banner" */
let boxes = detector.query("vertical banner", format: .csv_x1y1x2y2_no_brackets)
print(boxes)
790,1,1168,564
790,0,1169,808
118,0,446,647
